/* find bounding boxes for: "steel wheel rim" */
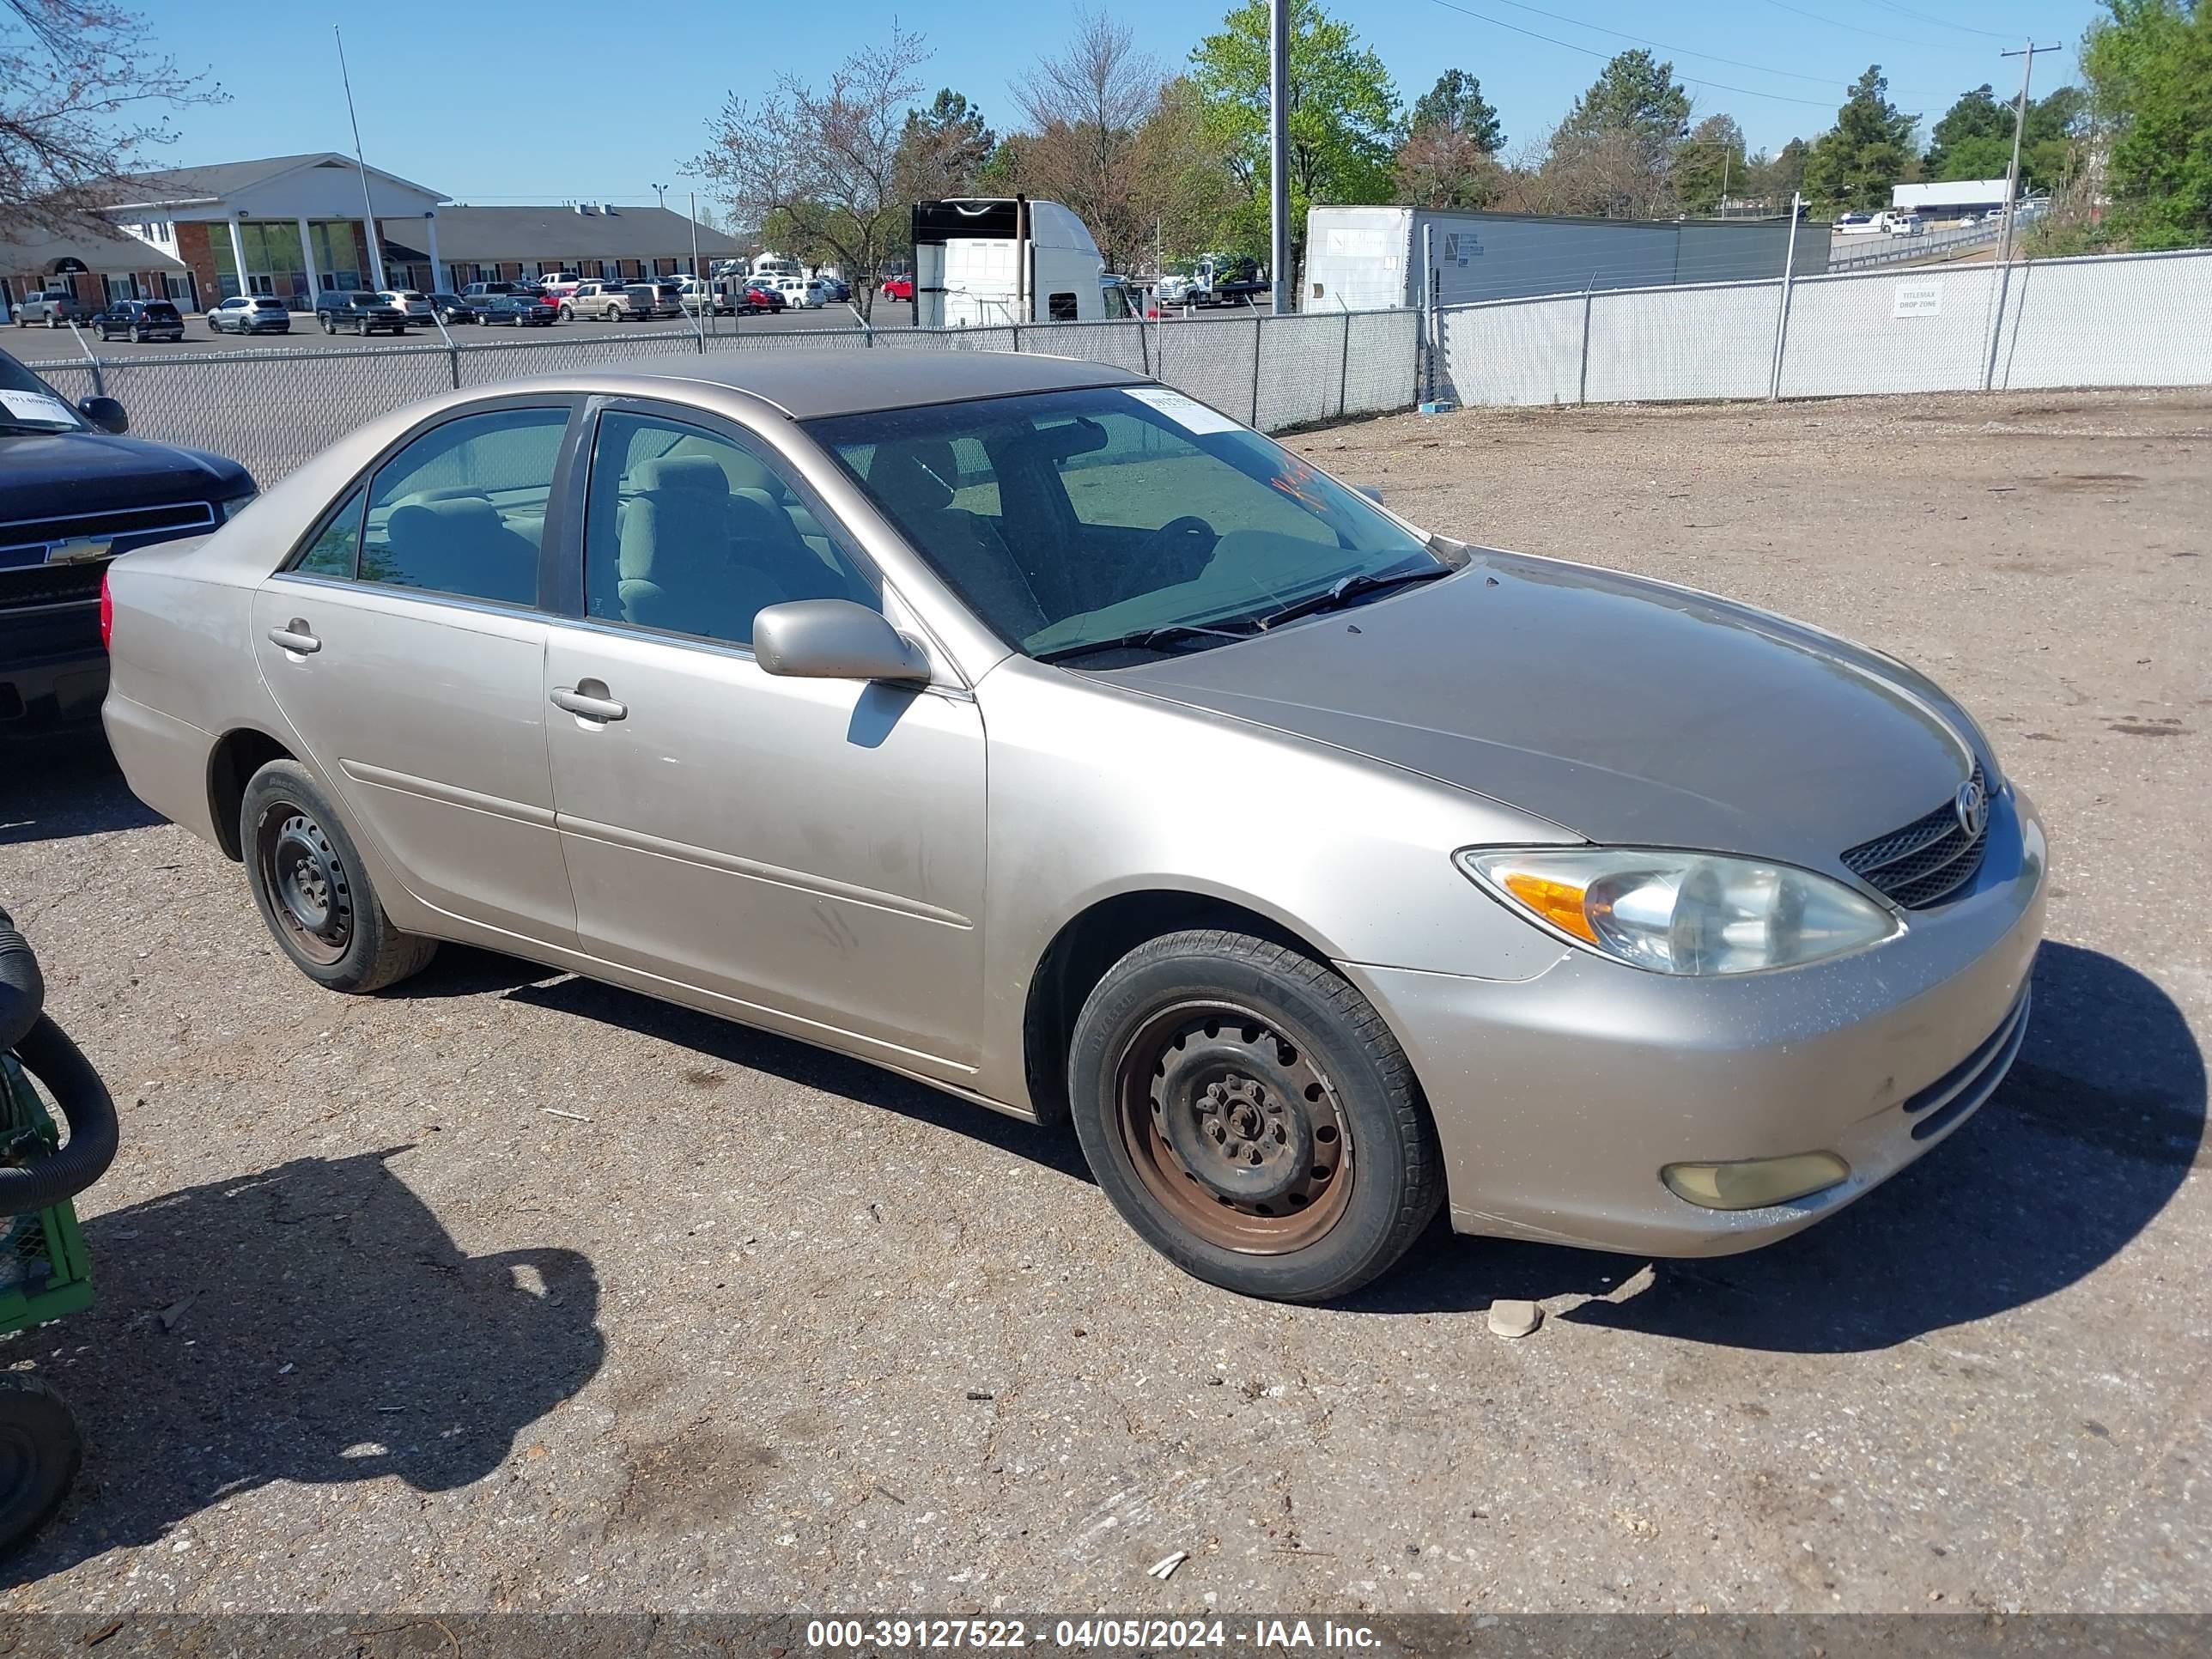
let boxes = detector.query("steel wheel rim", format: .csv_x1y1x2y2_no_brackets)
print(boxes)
255,804,353,965
1114,1000,1354,1255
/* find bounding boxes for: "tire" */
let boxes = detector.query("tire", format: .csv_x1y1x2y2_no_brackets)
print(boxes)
131,327,144,344
0,1376,82,1559
1067,929,1443,1304
240,760,437,994
320,316,335,334
353,318,367,336
558,304,573,320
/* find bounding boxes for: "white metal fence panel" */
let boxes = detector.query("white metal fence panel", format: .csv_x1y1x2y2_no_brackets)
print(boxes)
1990,250,2212,390
1256,312,1348,429
1585,280,1778,403
1438,295,1583,406
1777,264,2005,397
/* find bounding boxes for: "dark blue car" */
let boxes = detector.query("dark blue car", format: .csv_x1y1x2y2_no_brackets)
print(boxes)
0,349,255,739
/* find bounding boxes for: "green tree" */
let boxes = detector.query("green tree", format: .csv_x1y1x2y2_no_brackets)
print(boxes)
1745,136,1812,205
2021,83,2087,193
2082,0,2212,248
893,89,995,202
1925,85,2011,179
1190,0,1400,268
1543,49,1692,217
1802,65,1919,212
1674,112,1747,213
1409,68,1503,153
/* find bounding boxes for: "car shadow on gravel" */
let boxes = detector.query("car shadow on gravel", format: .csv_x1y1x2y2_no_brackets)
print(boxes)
1353,941,2205,1349
0,742,161,846
5,1147,603,1584
501,973,1097,1184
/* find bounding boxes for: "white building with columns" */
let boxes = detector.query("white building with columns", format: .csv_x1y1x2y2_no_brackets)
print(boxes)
105,152,447,310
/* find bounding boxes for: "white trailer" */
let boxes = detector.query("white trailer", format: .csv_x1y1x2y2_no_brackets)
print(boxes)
911,198,1128,326
1304,204,1830,310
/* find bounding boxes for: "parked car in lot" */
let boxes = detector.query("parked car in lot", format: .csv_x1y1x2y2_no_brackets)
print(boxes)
380,290,436,327
878,274,914,301
427,293,479,325
316,291,410,336
536,273,585,298
91,300,186,344
817,276,851,303
726,280,784,314
775,277,825,310
97,352,2045,1303
1,346,253,740
644,281,685,319
10,290,90,328
562,280,662,321
479,292,556,327
461,281,524,303
675,276,732,316
207,295,294,336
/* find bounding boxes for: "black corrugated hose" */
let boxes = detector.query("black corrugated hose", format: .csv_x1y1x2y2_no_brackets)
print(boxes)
0,905,118,1213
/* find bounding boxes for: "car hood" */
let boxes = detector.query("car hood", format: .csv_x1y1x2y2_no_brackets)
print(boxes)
1110,550,1985,872
0,429,251,513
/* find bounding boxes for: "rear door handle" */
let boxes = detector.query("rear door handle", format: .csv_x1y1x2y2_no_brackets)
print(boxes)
267,621,320,654
551,685,627,722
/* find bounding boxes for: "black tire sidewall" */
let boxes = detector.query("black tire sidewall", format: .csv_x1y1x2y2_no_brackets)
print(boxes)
0,1376,81,1557
239,762,403,994
1068,934,1428,1303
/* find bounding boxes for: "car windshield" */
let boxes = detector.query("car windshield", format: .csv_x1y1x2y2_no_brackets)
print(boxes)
809,385,1443,662
0,352,86,432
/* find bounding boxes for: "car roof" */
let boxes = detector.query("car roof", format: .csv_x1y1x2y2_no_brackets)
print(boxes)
614,350,1146,419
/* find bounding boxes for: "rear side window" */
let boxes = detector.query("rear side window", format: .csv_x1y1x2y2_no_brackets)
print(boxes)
295,484,368,578
355,407,569,605
1048,292,1078,321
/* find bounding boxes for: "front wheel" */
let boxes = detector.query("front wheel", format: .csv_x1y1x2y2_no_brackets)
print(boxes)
241,760,437,994
1067,930,1443,1303
0,1376,82,1558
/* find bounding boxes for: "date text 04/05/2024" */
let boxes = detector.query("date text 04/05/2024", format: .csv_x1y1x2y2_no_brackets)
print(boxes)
803,1619,1382,1650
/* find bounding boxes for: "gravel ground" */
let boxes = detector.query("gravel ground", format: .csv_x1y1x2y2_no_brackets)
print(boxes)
0,388,2204,1615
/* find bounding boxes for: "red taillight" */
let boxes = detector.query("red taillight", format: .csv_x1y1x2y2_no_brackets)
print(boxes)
99,571,113,651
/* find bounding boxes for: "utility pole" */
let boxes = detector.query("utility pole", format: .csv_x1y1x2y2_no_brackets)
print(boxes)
1267,0,1291,313
1996,40,2063,265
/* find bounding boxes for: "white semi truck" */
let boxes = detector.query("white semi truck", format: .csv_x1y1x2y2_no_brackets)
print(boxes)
911,198,1133,326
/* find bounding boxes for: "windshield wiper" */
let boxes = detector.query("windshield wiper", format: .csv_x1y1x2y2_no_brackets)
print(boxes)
1250,562,1453,631
0,420,73,436
1034,621,1256,665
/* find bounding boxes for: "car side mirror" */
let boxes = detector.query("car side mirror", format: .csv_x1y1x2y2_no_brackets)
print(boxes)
79,397,128,434
753,599,932,685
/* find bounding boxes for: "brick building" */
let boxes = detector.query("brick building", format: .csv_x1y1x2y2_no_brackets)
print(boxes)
2,221,191,320
379,204,746,293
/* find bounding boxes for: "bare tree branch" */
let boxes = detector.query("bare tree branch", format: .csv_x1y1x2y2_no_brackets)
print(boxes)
1,0,223,234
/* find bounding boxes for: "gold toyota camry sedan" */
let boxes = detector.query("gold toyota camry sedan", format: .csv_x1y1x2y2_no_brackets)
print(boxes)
100,353,2045,1302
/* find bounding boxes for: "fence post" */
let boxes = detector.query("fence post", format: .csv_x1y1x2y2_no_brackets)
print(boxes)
1338,304,1351,418
1011,321,1022,355
67,323,105,398
1767,191,1803,401
431,310,460,388
1138,313,1150,378
1250,306,1263,427
1577,275,1595,405
1420,223,1436,405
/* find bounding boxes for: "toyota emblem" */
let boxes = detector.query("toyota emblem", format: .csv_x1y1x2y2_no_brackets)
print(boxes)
1954,778,1990,840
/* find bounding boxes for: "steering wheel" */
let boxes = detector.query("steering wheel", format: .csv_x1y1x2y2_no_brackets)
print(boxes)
1132,516,1219,588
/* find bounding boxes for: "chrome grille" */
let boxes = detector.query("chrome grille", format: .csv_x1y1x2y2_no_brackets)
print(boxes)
0,501,216,572
1841,763,1990,908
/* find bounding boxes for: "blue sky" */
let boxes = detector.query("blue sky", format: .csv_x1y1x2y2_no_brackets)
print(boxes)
149,1,2092,207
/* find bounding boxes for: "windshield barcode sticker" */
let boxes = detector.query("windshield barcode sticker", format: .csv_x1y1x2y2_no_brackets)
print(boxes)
1124,386,1241,435
0,390,76,426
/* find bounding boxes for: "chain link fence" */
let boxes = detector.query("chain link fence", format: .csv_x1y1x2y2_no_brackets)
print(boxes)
21,310,1419,486
1437,247,2212,409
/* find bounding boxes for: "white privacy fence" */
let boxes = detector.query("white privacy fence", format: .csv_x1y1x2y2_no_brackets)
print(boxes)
1438,247,2212,408
22,309,1422,486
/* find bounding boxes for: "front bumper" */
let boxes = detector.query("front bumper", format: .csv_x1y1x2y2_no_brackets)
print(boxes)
0,623,106,738
1343,785,2048,1257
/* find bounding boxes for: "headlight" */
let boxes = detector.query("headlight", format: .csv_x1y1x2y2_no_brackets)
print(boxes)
216,493,258,523
1457,848,1900,976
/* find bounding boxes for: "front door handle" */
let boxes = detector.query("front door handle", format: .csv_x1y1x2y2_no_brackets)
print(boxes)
551,684,627,722
267,620,320,654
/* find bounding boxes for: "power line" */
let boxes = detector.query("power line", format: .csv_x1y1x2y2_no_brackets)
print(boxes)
1470,0,1855,88
1859,0,2018,42
1424,0,1842,109
1749,0,1949,51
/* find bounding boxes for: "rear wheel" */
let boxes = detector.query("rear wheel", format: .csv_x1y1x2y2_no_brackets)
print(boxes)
1068,930,1443,1303
0,1376,81,1558
241,761,437,994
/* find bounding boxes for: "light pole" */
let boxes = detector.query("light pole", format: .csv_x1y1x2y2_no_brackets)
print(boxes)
1267,0,1291,313
652,182,669,210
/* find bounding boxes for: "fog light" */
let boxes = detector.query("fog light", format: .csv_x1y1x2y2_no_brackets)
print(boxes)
1662,1152,1850,1211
